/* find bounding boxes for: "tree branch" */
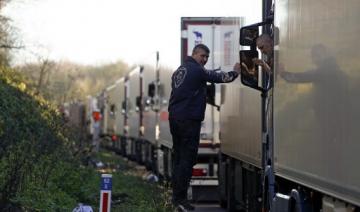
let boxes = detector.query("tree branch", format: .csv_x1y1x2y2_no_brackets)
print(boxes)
0,44,25,49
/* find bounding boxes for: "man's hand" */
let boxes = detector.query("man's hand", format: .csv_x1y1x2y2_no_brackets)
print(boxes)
253,58,271,73
241,62,256,75
233,62,241,74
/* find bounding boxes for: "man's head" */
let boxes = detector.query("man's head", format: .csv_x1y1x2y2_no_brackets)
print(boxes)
192,44,210,66
311,44,328,66
256,34,273,56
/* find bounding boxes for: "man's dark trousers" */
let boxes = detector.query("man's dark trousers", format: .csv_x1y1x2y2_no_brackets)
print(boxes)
169,119,201,203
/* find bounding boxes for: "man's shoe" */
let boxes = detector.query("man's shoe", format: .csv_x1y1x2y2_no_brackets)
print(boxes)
176,200,195,211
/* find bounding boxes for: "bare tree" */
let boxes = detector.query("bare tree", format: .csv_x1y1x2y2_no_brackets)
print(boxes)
35,57,49,94
0,0,24,66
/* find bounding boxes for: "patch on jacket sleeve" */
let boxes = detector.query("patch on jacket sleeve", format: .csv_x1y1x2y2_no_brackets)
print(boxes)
173,66,187,88
221,72,234,82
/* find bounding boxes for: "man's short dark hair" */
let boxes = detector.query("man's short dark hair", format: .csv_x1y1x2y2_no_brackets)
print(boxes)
256,34,272,44
192,44,210,55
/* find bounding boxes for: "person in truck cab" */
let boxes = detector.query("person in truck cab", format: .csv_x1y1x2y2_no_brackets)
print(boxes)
253,33,273,74
168,44,241,211
241,33,274,89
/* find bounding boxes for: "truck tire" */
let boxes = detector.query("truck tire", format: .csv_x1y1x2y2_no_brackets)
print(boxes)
218,153,227,208
226,157,237,211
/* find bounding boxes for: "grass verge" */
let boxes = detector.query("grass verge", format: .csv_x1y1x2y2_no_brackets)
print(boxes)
89,150,173,212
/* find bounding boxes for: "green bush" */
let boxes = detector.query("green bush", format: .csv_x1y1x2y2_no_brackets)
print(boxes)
0,66,95,210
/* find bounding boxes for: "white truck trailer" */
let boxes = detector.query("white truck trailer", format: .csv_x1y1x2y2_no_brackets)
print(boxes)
219,0,360,211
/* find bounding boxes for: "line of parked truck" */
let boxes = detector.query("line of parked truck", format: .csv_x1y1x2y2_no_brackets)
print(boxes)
63,0,360,211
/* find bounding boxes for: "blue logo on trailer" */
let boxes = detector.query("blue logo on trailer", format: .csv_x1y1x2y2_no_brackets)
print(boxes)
101,176,112,191
193,31,202,45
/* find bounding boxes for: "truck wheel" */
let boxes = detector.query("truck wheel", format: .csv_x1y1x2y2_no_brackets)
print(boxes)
226,158,236,211
218,153,227,208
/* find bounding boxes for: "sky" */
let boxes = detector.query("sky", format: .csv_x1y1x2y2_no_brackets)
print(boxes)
3,0,262,68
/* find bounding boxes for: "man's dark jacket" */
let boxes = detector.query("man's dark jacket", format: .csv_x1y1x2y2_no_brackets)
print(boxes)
168,56,238,121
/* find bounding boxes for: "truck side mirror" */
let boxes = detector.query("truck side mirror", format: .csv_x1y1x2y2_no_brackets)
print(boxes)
240,25,259,47
158,83,165,97
110,104,116,116
206,83,215,106
148,82,155,98
136,96,141,111
121,101,126,114
240,50,263,91
206,83,220,111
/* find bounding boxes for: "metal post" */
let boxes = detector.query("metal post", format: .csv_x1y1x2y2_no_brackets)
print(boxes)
261,91,268,211
99,174,112,212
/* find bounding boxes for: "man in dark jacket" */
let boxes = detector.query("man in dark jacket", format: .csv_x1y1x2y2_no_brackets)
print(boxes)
168,44,241,211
